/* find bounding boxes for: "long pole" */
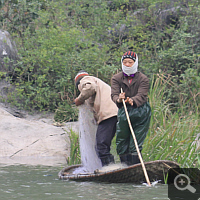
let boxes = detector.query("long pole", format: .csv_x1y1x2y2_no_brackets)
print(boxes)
121,88,151,186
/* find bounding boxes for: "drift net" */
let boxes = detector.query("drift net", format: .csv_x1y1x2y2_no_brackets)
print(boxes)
73,103,102,174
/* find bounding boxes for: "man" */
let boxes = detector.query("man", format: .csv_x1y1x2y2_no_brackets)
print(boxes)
111,51,151,166
74,70,118,166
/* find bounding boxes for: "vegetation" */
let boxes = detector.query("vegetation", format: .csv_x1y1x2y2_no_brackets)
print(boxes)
143,75,199,168
66,129,81,165
0,0,199,166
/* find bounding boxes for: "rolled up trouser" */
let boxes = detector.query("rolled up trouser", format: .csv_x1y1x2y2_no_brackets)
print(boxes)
116,102,151,155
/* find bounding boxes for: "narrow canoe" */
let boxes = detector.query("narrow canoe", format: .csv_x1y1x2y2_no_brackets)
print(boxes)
58,160,180,184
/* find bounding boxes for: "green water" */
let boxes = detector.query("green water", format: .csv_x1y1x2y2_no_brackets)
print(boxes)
0,164,169,200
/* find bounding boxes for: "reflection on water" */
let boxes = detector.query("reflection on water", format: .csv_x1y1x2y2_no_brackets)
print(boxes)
0,165,169,200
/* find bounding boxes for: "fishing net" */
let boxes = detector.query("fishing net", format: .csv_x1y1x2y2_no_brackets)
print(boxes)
73,103,102,174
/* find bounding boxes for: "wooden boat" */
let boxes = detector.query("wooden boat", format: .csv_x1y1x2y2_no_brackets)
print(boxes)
58,160,180,184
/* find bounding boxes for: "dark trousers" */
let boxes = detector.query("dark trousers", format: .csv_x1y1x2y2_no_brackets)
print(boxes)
96,116,117,159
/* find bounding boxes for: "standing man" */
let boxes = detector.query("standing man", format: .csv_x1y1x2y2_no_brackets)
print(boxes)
74,70,118,167
111,51,151,166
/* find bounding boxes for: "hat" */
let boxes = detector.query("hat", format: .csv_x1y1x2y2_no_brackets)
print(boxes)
75,70,89,88
121,51,137,62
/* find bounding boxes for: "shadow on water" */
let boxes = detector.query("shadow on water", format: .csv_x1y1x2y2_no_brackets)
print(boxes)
0,165,169,200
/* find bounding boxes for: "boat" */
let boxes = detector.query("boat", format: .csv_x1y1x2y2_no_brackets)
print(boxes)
58,160,180,184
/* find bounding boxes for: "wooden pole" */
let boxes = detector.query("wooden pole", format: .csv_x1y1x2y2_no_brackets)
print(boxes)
121,88,151,186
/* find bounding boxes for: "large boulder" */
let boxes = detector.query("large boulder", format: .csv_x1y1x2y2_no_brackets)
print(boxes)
0,30,19,115
0,106,79,166
0,30,18,73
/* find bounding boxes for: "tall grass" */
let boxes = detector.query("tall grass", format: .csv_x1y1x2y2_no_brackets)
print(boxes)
143,74,200,168
67,129,81,165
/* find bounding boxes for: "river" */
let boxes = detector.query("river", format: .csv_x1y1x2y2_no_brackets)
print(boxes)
0,164,170,200
0,105,170,200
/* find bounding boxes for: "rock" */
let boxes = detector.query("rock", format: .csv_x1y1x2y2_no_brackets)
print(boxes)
0,106,79,166
0,30,18,73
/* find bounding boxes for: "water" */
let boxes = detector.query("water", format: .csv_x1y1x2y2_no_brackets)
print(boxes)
0,164,169,200
0,104,169,199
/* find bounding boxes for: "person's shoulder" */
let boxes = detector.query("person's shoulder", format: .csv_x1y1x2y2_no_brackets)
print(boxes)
83,75,108,86
80,75,93,84
81,75,95,81
89,76,106,84
136,72,149,80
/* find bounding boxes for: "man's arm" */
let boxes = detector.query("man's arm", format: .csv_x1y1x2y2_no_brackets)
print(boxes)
111,76,123,108
131,77,149,107
75,81,96,106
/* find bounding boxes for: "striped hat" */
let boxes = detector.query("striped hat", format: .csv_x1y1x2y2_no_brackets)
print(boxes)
75,70,89,88
121,51,136,62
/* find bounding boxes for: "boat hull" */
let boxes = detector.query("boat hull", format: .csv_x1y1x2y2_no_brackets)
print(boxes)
58,160,180,184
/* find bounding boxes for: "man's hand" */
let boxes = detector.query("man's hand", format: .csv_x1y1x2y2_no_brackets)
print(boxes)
74,98,83,106
117,92,125,103
125,97,133,106
117,93,133,106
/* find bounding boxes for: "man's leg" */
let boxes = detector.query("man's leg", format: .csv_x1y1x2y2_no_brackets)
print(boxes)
96,116,117,166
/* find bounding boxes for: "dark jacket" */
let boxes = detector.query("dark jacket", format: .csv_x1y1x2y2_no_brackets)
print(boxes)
111,71,149,108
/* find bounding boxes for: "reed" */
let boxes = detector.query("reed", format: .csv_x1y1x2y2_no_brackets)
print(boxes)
67,129,81,165
163,170,169,185
143,74,199,168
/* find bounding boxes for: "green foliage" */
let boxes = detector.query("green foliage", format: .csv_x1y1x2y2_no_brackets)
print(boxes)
143,75,199,168
67,129,81,165
0,0,46,37
0,0,199,123
54,104,78,123
163,170,169,185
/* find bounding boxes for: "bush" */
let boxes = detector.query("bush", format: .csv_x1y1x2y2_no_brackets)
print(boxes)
0,0,199,122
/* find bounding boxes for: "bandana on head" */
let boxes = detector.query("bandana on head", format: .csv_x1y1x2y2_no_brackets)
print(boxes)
121,51,138,76
75,70,89,88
